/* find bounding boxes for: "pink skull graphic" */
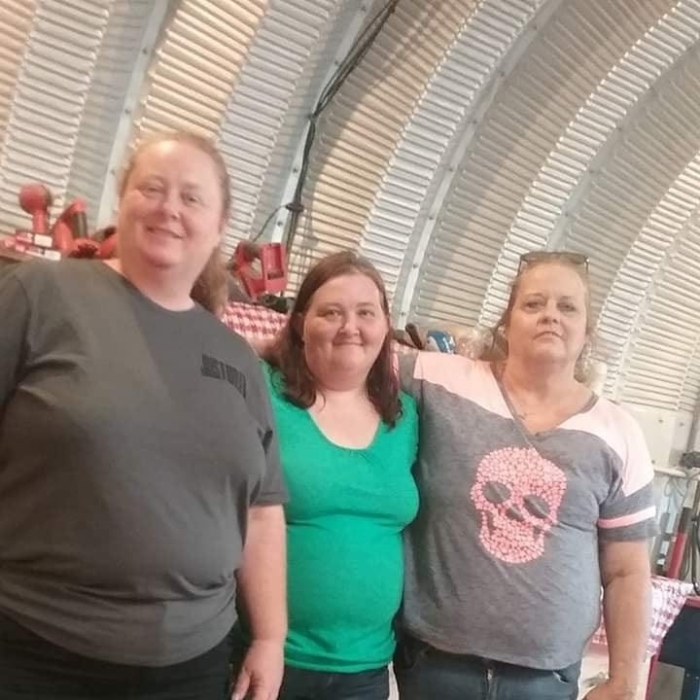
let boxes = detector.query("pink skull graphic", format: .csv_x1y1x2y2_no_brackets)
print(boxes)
470,447,567,563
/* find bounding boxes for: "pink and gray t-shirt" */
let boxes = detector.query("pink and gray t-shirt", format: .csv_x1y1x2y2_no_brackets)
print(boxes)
399,352,656,670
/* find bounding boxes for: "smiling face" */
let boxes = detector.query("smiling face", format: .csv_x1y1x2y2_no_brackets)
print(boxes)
504,262,589,369
301,273,389,382
116,139,225,288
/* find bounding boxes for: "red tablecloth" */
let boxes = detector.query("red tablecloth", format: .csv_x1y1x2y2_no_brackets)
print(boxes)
220,302,288,342
591,576,694,657
221,301,417,354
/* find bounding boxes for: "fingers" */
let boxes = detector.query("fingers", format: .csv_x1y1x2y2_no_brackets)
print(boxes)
247,683,274,700
231,668,250,700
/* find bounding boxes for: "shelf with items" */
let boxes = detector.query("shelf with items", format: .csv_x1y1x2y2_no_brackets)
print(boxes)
654,465,700,480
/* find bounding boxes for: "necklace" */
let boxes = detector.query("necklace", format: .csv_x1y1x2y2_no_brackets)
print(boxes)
513,406,542,420
502,378,578,422
497,365,589,425
509,400,551,421
507,385,591,427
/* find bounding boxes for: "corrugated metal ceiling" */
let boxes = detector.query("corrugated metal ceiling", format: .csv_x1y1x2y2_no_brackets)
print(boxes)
0,0,699,414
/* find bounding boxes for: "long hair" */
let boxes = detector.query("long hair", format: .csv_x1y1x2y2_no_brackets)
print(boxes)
118,130,231,315
265,251,402,427
482,256,596,382
190,248,229,314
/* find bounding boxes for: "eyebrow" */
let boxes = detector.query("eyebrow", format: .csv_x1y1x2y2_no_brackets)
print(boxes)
317,301,379,309
139,175,202,190
521,293,578,301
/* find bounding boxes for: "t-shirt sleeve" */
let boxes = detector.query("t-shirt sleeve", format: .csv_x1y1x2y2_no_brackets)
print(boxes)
0,269,30,411
398,351,479,408
399,391,419,466
398,353,422,406
598,409,657,541
246,359,287,506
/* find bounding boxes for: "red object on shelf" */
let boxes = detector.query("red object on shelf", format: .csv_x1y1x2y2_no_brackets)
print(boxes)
666,531,690,581
18,183,52,234
232,241,287,299
98,233,117,259
52,199,88,256
665,507,694,579
14,183,90,258
67,238,100,259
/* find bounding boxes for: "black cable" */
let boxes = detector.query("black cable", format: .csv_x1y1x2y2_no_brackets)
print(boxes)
250,205,285,243
314,0,397,113
281,0,401,252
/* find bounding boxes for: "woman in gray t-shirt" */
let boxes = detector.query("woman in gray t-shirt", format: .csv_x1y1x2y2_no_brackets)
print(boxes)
0,131,287,700
395,251,655,700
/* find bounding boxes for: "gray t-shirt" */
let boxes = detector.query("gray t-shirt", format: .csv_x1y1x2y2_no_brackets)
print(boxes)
400,352,656,670
0,260,286,666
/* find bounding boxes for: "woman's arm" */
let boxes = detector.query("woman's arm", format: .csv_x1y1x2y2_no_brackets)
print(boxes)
588,539,651,700
233,504,287,700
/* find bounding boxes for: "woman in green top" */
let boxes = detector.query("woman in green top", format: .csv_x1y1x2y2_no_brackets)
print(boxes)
235,251,418,700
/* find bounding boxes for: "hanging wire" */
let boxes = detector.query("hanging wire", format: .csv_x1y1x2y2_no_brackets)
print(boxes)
247,0,401,249
250,205,286,243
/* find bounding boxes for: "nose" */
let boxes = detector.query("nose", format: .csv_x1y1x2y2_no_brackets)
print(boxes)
160,190,181,219
541,300,560,323
340,313,359,333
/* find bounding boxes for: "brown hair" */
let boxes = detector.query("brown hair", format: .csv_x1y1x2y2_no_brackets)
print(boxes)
484,256,595,381
266,251,402,426
190,249,229,315
119,130,231,314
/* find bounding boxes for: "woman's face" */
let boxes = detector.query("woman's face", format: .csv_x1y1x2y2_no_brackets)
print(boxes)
301,273,389,381
505,263,589,368
116,140,224,285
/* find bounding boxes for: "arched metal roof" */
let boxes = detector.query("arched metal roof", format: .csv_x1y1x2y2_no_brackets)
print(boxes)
1,0,699,414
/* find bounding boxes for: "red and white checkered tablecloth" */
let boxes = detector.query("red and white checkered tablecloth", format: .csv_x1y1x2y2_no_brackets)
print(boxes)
220,301,418,354
591,576,694,657
220,302,288,343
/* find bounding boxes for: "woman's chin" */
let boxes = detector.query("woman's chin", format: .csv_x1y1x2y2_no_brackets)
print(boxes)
330,358,372,376
527,349,571,366
140,246,181,270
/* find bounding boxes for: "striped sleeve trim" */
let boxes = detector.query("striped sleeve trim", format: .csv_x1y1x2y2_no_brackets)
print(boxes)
598,506,656,530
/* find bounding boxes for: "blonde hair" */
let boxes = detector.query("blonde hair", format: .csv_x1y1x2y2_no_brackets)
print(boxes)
119,130,232,314
482,257,596,383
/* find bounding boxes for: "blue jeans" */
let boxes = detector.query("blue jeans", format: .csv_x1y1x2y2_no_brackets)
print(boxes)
394,635,580,700
277,665,389,700
229,624,389,700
